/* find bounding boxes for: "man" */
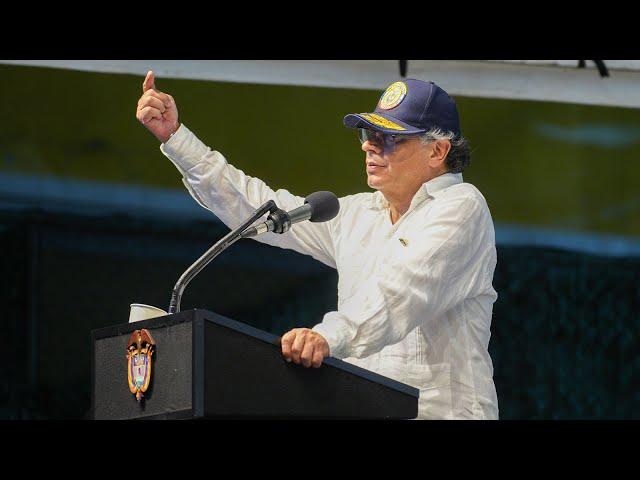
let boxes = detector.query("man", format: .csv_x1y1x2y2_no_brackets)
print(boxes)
136,71,499,419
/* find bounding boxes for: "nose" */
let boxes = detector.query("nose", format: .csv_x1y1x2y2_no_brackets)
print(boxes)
362,140,382,155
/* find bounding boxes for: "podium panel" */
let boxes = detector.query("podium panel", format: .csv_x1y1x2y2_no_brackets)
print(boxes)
92,309,419,419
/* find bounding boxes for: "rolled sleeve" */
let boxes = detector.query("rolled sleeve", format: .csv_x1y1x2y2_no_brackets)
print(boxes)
161,124,211,172
159,124,337,268
312,312,352,359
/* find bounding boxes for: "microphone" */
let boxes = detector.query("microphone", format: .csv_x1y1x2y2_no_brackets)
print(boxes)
241,191,340,238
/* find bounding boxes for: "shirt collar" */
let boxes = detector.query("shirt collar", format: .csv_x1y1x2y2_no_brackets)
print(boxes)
423,172,463,198
369,172,463,210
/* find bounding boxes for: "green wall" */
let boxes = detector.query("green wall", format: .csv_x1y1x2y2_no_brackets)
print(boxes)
2,63,640,238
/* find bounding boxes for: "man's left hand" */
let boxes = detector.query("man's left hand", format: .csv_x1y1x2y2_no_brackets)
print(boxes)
281,328,330,368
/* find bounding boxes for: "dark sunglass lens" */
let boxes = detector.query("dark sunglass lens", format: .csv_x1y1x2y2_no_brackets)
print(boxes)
359,128,378,144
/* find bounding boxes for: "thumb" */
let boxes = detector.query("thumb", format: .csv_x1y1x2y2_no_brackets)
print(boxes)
142,70,155,92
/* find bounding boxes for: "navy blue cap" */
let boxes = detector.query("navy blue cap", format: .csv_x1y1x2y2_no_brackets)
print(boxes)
344,79,460,136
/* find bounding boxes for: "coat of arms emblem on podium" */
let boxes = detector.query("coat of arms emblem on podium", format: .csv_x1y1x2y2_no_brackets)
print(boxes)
126,329,156,401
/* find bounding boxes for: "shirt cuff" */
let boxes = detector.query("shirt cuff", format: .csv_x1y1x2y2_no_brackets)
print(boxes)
312,311,352,359
159,123,212,173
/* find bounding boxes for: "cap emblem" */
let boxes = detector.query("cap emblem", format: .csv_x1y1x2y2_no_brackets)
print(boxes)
378,81,407,110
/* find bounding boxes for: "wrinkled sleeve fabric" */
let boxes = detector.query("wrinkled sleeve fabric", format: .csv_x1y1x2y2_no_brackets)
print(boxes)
313,195,493,359
160,124,337,268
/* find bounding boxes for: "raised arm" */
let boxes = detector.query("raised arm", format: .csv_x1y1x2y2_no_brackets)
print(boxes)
136,71,337,268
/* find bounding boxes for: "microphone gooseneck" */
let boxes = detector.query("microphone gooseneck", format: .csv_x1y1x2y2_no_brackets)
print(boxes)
168,192,340,314
168,199,277,314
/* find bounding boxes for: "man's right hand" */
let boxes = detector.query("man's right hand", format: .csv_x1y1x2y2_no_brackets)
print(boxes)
136,70,180,143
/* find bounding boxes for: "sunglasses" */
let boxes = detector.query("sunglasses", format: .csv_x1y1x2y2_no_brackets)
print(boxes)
357,128,417,149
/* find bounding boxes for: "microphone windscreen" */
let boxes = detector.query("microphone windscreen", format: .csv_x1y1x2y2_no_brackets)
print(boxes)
305,191,340,223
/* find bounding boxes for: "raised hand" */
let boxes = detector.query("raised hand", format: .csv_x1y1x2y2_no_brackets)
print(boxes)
136,70,180,143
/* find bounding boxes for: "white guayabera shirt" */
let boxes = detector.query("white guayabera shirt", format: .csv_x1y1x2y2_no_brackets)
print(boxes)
161,124,500,420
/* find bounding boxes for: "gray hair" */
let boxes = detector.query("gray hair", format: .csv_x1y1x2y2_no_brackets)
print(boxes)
420,127,471,174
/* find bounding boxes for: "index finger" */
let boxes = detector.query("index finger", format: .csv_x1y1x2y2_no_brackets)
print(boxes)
281,331,295,362
142,70,155,93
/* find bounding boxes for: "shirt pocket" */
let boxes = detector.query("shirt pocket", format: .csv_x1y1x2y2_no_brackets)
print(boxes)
404,363,454,420
374,360,451,391
405,362,452,390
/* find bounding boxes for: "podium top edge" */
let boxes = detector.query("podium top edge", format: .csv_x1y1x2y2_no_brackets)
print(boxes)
91,309,419,399
91,309,198,340
91,309,282,345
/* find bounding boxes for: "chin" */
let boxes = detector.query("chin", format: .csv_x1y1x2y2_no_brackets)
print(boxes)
367,175,383,190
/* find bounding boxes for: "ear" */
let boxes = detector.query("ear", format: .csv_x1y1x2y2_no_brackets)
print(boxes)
427,140,451,169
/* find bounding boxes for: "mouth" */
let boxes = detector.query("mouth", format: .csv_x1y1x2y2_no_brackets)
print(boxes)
366,162,386,172
366,159,387,167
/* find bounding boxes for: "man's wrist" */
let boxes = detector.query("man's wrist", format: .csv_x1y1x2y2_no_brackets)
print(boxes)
312,315,349,359
161,122,181,144
159,123,214,174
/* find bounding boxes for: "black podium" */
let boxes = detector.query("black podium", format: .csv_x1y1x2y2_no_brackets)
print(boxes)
91,309,419,419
